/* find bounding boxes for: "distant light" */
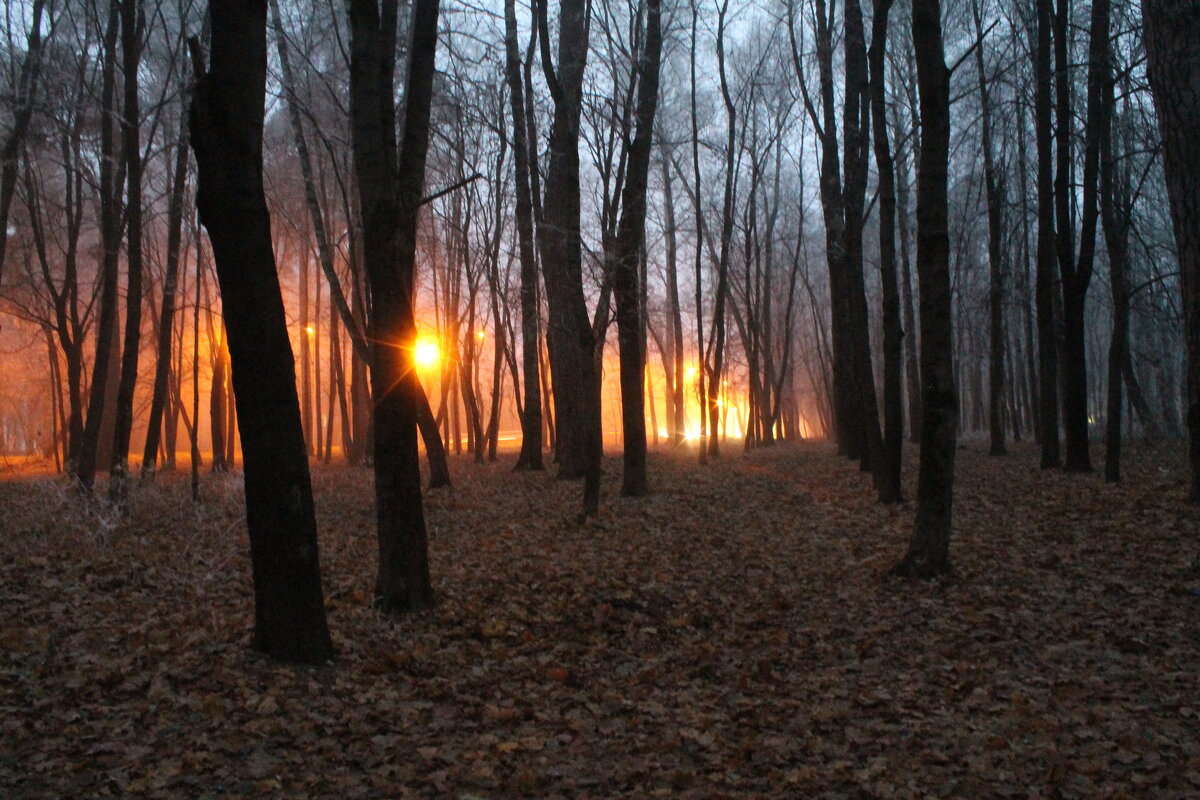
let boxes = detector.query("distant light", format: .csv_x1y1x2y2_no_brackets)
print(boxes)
414,338,440,369
476,330,486,340
305,325,315,336
686,366,698,381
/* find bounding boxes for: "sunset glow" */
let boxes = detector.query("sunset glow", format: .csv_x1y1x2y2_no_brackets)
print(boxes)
413,338,440,370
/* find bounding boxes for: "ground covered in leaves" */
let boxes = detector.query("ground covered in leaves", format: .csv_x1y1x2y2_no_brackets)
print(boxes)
2,440,1199,798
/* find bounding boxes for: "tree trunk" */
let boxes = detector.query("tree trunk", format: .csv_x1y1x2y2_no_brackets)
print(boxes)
1144,0,1200,502
869,0,902,503
75,1,122,490
505,0,544,471
1033,0,1061,468
0,0,46,282
613,0,661,497
188,0,333,663
894,0,955,579
109,0,146,503
971,0,1007,457
536,0,601,517
347,0,438,612
142,85,191,482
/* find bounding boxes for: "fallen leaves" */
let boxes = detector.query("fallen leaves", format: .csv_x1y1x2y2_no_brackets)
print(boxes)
1,441,1199,797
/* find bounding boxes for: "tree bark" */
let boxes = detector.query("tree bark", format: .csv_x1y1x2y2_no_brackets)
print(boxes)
1144,0,1200,502
0,0,46,282
347,0,438,612
1033,0,1061,468
894,0,955,579
109,0,147,503
75,1,122,490
142,85,191,482
505,0,544,471
536,0,601,517
613,0,662,497
869,0,902,503
188,0,333,663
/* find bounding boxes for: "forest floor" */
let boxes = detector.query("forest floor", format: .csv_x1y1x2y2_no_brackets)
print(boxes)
2,440,1199,799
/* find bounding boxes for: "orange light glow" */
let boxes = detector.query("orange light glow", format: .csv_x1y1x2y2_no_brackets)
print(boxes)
685,366,698,381
476,330,486,340
306,325,315,336
414,338,440,370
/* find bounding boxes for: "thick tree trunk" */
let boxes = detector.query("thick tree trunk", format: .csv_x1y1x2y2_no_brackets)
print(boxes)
1144,0,1200,502
894,0,955,579
536,0,601,516
188,0,333,663
348,0,438,612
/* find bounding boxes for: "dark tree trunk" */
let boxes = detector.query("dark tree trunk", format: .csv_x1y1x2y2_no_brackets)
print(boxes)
109,0,146,503
1034,0,1061,468
209,336,229,472
896,125,922,443
0,0,45,281
613,0,661,497
142,90,190,482
1101,58,1133,483
536,0,601,516
661,154,686,446
348,0,438,612
188,0,333,663
690,2,707,463
76,1,122,490
971,0,1007,457
869,0,902,503
505,0,543,471
894,0,955,579
1060,0,1110,473
1144,0,1200,502
709,0,737,460
841,0,884,484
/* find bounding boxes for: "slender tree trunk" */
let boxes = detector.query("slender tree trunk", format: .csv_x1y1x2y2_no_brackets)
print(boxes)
109,0,147,503
76,2,122,489
971,0,1007,457
1034,0,1061,468
894,0,955,579
1060,0,1110,472
613,0,661,497
869,0,902,502
142,86,191,482
188,0,333,663
504,0,544,471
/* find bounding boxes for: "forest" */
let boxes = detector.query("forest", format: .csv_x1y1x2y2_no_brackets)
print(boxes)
1,0,1198,796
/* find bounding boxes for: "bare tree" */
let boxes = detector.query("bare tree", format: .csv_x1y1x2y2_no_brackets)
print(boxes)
187,0,333,663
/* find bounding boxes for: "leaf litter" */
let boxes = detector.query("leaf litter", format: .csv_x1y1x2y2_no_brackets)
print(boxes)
1,441,1198,798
